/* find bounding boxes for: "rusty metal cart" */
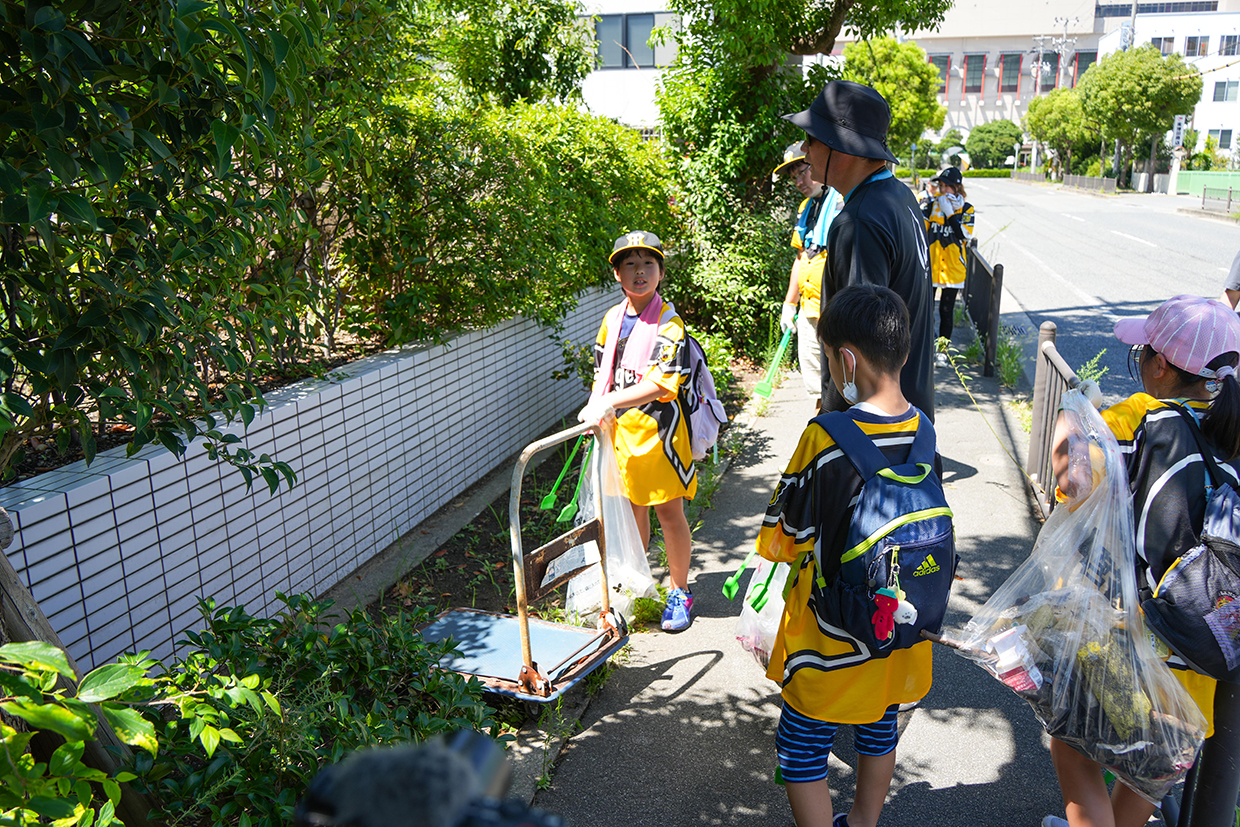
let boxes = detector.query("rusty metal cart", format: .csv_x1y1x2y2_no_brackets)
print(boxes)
418,422,628,703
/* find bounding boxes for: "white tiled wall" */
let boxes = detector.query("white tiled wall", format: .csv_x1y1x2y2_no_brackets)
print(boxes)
1,288,615,669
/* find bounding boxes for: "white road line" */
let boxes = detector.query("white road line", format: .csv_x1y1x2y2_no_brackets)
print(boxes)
1062,214,1085,222
1004,237,1120,324
1111,230,1157,248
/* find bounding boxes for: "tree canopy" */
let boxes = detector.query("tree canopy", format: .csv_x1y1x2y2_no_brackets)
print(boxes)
0,0,673,484
1078,44,1201,184
965,119,1023,169
841,37,945,154
1024,88,1095,173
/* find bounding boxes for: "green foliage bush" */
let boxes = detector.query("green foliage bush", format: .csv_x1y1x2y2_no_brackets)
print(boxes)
0,594,498,827
136,595,497,826
964,169,1019,178
965,120,1023,169
661,202,794,356
0,0,675,483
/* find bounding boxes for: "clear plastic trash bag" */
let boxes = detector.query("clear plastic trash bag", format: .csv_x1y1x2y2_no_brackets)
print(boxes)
948,389,1207,803
542,421,657,621
734,558,790,669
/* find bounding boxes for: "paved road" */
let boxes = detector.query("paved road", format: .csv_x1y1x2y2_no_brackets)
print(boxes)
970,179,1240,402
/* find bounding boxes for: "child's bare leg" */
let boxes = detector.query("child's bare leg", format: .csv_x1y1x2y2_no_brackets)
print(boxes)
786,780,835,827
629,501,651,550
1049,737,1116,827
846,749,896,827
653,498,692,591
1109,780,1157,827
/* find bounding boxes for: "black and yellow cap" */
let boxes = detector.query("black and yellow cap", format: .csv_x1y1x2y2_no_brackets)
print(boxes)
772,142,808,176
609,230,664,264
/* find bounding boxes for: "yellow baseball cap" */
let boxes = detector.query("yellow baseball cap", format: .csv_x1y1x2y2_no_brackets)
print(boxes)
772,142,808,176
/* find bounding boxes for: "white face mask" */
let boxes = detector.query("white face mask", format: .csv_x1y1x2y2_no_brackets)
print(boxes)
840,347,859,404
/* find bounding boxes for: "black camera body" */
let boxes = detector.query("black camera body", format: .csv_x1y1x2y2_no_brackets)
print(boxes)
294,730,567,827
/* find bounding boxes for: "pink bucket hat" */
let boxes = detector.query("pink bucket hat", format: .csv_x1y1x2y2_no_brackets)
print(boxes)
1114,294,1240,377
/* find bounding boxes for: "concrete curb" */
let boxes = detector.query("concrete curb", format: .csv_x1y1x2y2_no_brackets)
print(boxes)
1176,205,1240,225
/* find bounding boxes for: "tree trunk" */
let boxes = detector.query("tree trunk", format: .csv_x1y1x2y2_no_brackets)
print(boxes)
0,508,155,827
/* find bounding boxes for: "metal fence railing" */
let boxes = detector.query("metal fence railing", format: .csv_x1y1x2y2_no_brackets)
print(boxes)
1026,321,1080,519
963,239,1003,378
1202,186,1240,213
1011,170,1047,183
1063,174,1117,193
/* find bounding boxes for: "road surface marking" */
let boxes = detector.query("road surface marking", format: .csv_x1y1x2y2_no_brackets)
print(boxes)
1111,230,1157,248
1004,237,1121,325
1062,214,1085,222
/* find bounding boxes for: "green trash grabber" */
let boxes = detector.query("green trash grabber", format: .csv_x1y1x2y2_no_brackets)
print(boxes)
756,319,796,399
557,440,595,523
540,434,585,510
722,549,758,600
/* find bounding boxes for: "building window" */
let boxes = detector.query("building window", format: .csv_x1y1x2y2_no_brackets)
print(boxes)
594,13,659,68
1186,35,1210,56
1034,52,1060,93
1223,35,1239,56
1097,2,1217,15
1000,53,1021,93
596,15,624,67
1073,51,1097,86
1209,128,1233,149
928,54,951,98
1151,36,1175,54
964,54,986,94
1215,80,1239,101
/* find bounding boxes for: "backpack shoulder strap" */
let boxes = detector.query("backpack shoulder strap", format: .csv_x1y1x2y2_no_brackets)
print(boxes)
906,408,937,467
1169,402,1235,492
816,411,888,480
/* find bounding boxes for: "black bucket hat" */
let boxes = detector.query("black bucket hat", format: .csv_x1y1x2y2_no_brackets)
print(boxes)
782,80,898,164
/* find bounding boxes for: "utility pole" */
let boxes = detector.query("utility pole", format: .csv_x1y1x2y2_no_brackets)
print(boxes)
1029,34,1053,171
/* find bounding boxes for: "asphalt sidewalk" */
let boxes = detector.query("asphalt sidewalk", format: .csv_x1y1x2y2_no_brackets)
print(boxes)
529,350,1067,826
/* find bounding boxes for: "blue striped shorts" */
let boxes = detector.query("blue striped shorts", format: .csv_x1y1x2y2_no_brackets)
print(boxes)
776,702,900,784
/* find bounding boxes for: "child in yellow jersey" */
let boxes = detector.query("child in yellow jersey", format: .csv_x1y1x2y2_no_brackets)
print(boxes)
757,284,936,827
922,167,972,352
578,231,697,632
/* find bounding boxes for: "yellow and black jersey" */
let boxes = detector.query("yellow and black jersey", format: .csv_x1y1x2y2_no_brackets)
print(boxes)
757,405,934,723
592,300,696,506
924,193,971,289
1099,393,1236,734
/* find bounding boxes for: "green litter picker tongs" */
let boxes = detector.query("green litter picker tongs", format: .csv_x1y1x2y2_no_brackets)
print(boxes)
756,315,796,399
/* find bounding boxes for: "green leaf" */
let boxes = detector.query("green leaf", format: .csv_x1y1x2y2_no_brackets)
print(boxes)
102,778,121,805
44,147,78,183
1,701,95,741
77,664,145,703
0,670,44,703
176,0,213,16
199,723,220,757
26,796,76,820
50,740,85,776
217,727,243,744
261,691,281,717
57,193,97,228
211,120,241,176
0,641,76,678
100,704,157,756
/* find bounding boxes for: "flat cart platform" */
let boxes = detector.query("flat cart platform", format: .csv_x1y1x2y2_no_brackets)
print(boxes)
418,422,628,703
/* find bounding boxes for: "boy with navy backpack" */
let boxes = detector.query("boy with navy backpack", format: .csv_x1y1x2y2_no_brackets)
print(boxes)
756,284,955,827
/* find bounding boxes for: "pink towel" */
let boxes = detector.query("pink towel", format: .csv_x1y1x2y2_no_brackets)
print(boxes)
592,293,664,400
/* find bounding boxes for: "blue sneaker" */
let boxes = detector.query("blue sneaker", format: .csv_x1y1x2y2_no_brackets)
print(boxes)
661,588,694,631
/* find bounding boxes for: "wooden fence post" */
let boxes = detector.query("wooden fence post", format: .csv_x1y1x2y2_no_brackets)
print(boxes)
0,508,154,827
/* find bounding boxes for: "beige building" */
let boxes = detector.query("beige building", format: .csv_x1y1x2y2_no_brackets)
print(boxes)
822,0,1239,142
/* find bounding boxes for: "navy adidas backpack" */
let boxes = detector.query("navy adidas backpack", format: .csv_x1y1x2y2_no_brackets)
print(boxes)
813,410,957,652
